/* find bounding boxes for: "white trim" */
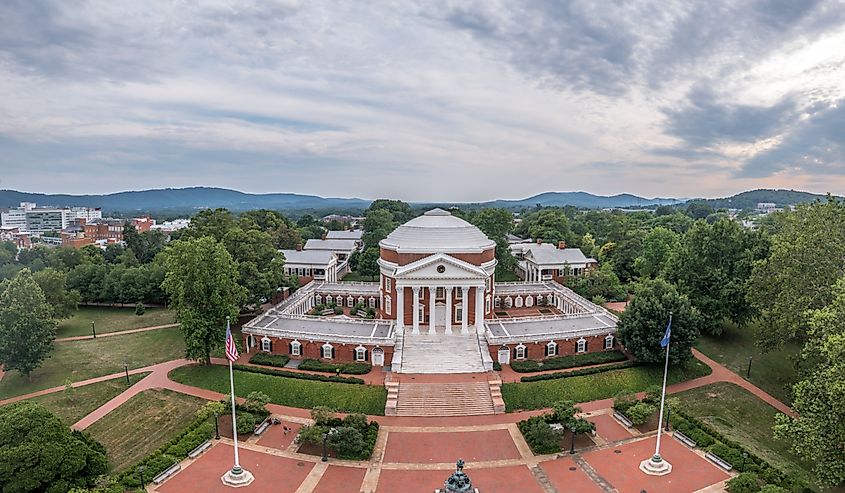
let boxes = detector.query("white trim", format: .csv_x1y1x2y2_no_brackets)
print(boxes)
577,337,587,353
291,339,302,356
261,336,271,352
605,334,614,350
515,343,527,359
322,343,334,359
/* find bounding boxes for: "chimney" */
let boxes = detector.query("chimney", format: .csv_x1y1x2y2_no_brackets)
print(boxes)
296,243,303,251
536,238,542,245
558,241,566,249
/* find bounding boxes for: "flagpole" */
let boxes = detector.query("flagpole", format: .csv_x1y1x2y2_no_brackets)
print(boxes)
221,316,253,486
228,357,241,471
654,311,672,460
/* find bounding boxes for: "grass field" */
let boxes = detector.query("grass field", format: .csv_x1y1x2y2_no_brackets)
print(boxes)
674,382,816,487
695,321,801,405
86,389,206,473
29,373,148,425
502,359,711,411
57,306,177,338
340,270,378,282
495,270,522,282
0,328,185,399
170,364,388,415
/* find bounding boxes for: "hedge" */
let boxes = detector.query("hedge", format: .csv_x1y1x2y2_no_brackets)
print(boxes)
298,359,372,375
502,359,711,411
232,363,365,384
248,353,290,368
510,350,628,373
670,408,813,493
521,360,640,382
517,416,562,454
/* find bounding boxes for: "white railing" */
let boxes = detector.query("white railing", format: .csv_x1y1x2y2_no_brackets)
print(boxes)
280,313,394,325
485,325,613,344
330,281,379,286
245,326,395,345
493,312,594,322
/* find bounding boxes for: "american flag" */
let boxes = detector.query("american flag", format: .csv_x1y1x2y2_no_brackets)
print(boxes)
225,323,239,362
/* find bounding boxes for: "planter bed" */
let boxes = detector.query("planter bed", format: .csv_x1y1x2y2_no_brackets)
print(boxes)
298,359,372,375
511,350,627,373
248,353,290,368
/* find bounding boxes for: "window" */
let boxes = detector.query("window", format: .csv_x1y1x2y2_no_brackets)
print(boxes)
577,338,587,353
325,295,333,305
290,340,301,356
355,346,367,362
504,297,512,308
514,296,523,308
385,277,392,291
347,296,354,307
357,296,364,306
485,296,491,313
525,295,534,307
261,337,271,352
455,303,463,322
315,294,322,305
515,344,527,359
385,295,391,315
368,297,376,308
545,341,558,357
494,297,501,308
559,268,566,276
456,288,463,300
322,343,334,359
436,287,445,299
605,334,614,350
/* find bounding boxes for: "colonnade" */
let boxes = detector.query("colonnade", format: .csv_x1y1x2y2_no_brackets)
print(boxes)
395,284,485,335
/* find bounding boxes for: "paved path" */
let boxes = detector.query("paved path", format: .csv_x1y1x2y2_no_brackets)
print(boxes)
55,323,180,342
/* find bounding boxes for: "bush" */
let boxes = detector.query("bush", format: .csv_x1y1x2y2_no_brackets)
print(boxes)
492,361,502,371
643,385,662,404
757,486,788,493
236,411,255,435
625,402,657,425
243,391,270,415
311,406,336,426
298,359,372,375
328,426,365,459
726,472,762,493
195,401,226,421
232,363,365,384
248,353,290,368
709,442,746,470
518,416,562,454
342,413,368,431
298,424,327,446
510,350,627,373
135,302,146,316
521,360,640,382
333,307,344,315
613,390,637,413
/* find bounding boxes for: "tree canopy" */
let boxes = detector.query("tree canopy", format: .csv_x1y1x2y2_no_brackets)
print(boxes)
0,269,57,379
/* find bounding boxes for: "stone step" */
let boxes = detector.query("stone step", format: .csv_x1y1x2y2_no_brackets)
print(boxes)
395,382,495,416
397,332,488,374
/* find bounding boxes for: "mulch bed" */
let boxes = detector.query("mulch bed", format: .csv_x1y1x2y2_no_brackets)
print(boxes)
216,414,254,442
297,441,338,459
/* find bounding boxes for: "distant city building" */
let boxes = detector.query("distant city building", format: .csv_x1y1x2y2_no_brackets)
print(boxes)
151,218,191,233
755,202,781,214
0,203,102,233
321,214,364,227
0,226,31,249
61,216,153,248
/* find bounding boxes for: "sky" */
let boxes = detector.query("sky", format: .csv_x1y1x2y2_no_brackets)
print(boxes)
1,0,844,202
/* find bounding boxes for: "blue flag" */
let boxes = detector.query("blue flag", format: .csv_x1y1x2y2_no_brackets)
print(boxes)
660,318,672,348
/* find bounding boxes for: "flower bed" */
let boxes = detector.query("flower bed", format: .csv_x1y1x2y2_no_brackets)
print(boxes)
510,350,628,373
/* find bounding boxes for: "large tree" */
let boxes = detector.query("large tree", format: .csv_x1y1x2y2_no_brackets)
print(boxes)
773,277,845,488
747,198,845,349
518,209,574,245
0,401,109,492
32,268,80,319
633,226,679,279
617,279,702,365
357,247,380,281
469,208,518,278
0,269,57,380
161,237,247,364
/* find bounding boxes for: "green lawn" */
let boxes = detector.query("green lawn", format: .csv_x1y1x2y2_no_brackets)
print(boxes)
170,365,387,415
340,270,378,282
502,359,711,411
674,382,816,488
496,270,522,282
0,328,186,399
28,373,148,425
58,306,177,338
695,321,800,405
85,389,206,473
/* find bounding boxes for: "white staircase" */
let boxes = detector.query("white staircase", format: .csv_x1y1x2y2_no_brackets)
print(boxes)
396,329,487,373
395,381,495,416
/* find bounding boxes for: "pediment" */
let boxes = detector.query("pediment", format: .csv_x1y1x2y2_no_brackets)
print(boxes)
394,253,486,280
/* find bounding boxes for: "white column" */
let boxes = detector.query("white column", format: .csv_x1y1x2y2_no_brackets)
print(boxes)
445,286,453,335
396,285,404,331
412,286,420,334
461,286,469,335
475,285,485,333
428,286,436,334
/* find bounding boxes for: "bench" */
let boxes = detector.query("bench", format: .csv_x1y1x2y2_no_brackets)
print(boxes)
320,309,335,316
152,463,182,484
187,440,212,459
613,410,634,428
254,419,271,436
673,431,697,448
356,310,369,317
705,452,733,471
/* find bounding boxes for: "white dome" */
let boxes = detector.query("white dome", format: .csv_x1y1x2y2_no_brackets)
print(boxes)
380,208,496,253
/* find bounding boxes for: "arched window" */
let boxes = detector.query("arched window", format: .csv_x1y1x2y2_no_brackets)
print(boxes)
261,336,271,352
347,296,354,307
514,296,524,308
545,341,558,357
325,295,333,306
355,345,367,362
515,343,527,359
494,297,502,308
385,295,392,315
322,343,334,359
315,294,322,305
357,296,364,306
605,334,614,350
546,294,554,305
290,340,302,356
525,295,534,307
504,297,513,308
368,297,376,308
577,338,587,353
485,295,491,313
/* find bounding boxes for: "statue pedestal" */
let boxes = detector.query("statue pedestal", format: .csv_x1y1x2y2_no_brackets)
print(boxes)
639,455,672,476
221,466,254,487
435,489,479,493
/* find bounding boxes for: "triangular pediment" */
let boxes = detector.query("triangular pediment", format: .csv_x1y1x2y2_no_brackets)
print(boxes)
394,253,486,280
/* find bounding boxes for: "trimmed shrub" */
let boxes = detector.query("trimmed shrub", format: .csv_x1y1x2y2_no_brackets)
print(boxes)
613,390,637,413
135,302,146,316
298,359,372,375
521,360,640,382
342,413,368,431
232,363,365,384
643,384,662,404
726,472,762,493
757,485,788,493
248,353,290,368
625,402,657,425
236,411,255,435
333,307,344,315
510,350,627,373
492,361,502,371
328,426,365,459
518,416,562,454
243,391,270,415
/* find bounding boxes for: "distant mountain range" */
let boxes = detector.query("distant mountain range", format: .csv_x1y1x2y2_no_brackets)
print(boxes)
0,187,836,214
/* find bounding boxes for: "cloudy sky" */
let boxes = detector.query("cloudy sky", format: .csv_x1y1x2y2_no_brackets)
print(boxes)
1,0,844,201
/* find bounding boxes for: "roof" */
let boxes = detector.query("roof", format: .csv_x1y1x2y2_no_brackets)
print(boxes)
325,230,363,240
380,208,496,253
512,243,595,266
280,249,336,265
304,238,359,252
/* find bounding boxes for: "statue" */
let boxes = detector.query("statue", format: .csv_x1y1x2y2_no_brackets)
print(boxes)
443,459,473,492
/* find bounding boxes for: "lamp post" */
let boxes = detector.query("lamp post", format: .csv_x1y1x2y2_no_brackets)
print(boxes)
665,407,671,432
214,413,220,439
124,363,130,386
321,431,329,462
91,321,96,339
569,426,577,455
137,465,145,491
747,356,753,378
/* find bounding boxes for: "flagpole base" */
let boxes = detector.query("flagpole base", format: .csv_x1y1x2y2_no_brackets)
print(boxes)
640,454,672,476
221,466,254,487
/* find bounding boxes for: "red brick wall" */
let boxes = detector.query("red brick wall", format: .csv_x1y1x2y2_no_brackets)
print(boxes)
381,284,491,326
243,334,393,366
487,333,617,362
